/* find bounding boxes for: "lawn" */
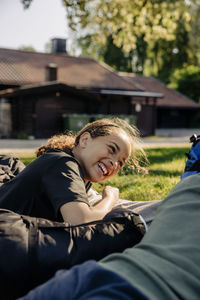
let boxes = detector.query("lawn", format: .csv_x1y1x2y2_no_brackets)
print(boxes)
20,146,189,202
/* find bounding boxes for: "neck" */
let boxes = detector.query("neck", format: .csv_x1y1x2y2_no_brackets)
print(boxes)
72,146,82,166
72,146,87,180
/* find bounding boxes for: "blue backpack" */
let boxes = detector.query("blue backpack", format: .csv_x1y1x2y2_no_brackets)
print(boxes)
181,134,200,180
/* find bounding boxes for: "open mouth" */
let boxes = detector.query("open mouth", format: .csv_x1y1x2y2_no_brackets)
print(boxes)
98,162,108,176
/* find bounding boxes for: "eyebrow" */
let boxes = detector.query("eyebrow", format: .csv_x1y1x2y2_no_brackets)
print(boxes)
112,142,120,152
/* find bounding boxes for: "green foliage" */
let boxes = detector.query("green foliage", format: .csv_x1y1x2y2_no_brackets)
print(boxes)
103,35,133,72
188,0,200,64
153,17,190,83
169,65,200,102
77,34,139,72
63,0,190,50
77,35,105,61
20,156,35,166
20,0,200,85
18,45,36,52
62,0,192,78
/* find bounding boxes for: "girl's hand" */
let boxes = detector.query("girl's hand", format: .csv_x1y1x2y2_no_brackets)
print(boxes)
102,186,119,206
61,186,119,225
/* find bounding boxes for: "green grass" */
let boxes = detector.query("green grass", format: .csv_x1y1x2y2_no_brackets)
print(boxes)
19,147,189,202
20,156,36,166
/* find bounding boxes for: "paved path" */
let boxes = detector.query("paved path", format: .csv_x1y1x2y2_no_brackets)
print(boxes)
0,136,191,157
142,136,190,148
0,139,46,156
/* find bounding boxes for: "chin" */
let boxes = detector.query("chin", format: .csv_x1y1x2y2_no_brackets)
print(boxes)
98,177,108,183
91,177,102,183
88,172,103,182
90,176,105,183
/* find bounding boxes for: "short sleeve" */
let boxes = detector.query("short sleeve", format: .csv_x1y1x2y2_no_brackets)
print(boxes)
42,156,89,217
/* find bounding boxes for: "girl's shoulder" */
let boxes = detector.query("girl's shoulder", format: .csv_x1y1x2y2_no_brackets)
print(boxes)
45,148,73,158
32,149,76,169
41,148,85,179
42,148,80,168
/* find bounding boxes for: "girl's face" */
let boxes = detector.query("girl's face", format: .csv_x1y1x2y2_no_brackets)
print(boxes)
74,130,131,182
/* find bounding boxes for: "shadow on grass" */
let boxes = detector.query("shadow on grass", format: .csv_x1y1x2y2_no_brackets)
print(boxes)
119,167,184,177
149,169,182,177
145,147,189,165
119,182,142,192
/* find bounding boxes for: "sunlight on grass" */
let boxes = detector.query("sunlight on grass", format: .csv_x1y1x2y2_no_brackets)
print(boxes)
151,158,185,171
93,173,180,202
20,156,36,166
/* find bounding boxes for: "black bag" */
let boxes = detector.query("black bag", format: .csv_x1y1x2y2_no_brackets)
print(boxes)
0,208,145,300
0,155,25,187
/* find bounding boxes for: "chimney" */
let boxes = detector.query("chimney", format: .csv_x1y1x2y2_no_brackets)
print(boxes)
46,63,57,81
51,38,67,54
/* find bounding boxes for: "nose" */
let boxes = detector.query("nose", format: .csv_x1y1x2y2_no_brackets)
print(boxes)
109,159,118,170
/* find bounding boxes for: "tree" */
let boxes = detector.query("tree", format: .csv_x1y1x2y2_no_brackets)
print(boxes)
21,0,191,51
169,65,200,103
148,15,190,83
62,0,192,77
21,0,200,80
63,1,190,50
187,0,200,65
18,45,36,52
103,35,133,72
77,34,133,72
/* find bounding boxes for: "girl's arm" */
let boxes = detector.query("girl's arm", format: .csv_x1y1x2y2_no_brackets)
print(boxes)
60,186,119,225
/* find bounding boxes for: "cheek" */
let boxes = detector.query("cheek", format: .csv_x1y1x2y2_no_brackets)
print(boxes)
110,168,119,178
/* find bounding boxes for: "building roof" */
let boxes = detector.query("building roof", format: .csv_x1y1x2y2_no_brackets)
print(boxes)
0,48,139,90
0,81,163,101
96,89,163,98
120,73,199,108
0,81,78,97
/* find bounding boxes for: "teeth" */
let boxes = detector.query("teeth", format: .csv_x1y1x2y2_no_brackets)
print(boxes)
98,162,108,175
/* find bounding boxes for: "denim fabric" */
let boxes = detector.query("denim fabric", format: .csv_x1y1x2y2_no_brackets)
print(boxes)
17,261,148,300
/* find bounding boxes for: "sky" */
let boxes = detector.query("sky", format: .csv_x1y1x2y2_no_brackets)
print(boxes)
0,0,70,52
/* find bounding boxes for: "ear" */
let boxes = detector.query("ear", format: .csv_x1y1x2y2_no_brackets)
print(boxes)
79,132,91,149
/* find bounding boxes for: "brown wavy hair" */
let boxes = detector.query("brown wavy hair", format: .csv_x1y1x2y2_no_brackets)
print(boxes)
36,118,148,174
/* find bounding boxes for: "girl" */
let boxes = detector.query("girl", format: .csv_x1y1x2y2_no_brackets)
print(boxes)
0,118,146,225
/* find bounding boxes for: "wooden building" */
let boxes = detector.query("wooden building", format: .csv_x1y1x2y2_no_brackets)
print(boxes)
0,81,162,138
0,45,162,138
0,41,199,138
120,74,200,130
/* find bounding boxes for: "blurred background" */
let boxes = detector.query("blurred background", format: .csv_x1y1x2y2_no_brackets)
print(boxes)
0,0,200,139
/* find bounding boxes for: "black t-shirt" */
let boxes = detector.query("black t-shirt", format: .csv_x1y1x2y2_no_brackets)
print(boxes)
0,149,91,222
